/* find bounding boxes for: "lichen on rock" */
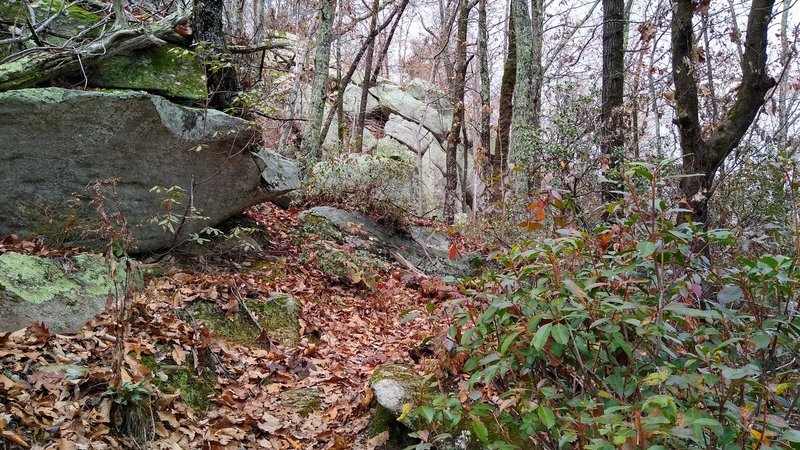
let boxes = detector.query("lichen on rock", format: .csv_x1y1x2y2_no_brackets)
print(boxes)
0,252,140,333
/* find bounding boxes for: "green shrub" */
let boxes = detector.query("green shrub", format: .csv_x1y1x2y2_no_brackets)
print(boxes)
304,143,417,224
420,161,800,449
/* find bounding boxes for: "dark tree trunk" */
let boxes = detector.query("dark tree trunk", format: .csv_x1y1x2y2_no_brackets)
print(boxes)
478,0,491,176
600,0,625,204
493,9,516,182
671,0,776,224
194,0,241,111
369,0,405,86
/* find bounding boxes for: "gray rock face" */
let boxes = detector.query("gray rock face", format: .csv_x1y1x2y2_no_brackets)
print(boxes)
0,252,139,334
299,206,470,278
369,81,452,140
256,148,301,193
343,83,381,117
0,88,299,252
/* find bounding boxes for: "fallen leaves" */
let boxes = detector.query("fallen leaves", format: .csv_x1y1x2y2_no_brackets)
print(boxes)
1,203,450,449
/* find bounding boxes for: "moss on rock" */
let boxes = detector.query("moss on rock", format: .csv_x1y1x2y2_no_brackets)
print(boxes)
0,252,141,333
141,355,216,413
88,45,207,100
279,388,322,417
189,294,301,348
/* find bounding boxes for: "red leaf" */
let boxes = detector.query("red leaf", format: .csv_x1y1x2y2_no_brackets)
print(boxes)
449,244,459,260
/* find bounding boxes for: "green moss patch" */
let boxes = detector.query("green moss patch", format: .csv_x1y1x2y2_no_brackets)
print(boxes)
140,355,216,413
188,294,301,348
279,388,322,417
88,45,207,100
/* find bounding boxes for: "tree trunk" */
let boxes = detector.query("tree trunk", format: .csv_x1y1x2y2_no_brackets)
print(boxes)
194,0,240,111
600,0,625,204
369,0,405,86
493,8,516,183
671,0,776,224
318,0,408,147
530,0,544,132
509,0,536,197
477,0,491,178
353,0,380,153
443,0,470,224
301,0,336,161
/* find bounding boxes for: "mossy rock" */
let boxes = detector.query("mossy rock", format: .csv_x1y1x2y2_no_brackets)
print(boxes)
140,355,216,413
88,45,207,100
367,405,419,449
189,294,300,348
297,213,345,243
369,364,516,449
0,0,101,53
0,252,142,334
279,388,322,417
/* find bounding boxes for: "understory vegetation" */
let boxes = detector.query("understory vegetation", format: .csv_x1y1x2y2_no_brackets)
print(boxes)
408,160,800,449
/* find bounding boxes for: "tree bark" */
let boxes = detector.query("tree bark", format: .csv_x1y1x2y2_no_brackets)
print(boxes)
530,0,544,132
509,0,537,196
493,8,516,182
477,0,491,177
671,0,776,224
600,0,625,204
194,0,241,111
353,0,380,153
300,0,336,161
443,0,470,224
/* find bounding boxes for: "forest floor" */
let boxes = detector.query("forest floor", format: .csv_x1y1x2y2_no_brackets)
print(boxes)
0,203,464,450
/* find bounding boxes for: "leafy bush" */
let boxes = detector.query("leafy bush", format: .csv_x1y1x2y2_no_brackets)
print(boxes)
420,161,800,449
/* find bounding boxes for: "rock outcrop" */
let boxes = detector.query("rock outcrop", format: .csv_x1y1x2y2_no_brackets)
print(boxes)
0,252,140,334
299,206,472,278
88,45,207,100
320,75,479,215
0,88,300,252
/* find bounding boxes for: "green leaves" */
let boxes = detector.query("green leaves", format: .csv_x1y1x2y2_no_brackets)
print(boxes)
532,322,553,351
637,240,657,258
419,165,800,449
537,405,556,429
471,415,489,443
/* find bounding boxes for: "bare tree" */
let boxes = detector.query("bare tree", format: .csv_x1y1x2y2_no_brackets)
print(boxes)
493,5,516,184
672,0,776,224
444,0,471,223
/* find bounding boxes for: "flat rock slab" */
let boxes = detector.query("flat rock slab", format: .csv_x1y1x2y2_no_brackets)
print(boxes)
0,252,137,334
299,206,470,278
0,88,299,252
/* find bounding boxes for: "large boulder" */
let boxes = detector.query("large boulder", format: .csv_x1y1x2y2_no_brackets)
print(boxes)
343,83,381,117
0,88,299,252
0,252,139,334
